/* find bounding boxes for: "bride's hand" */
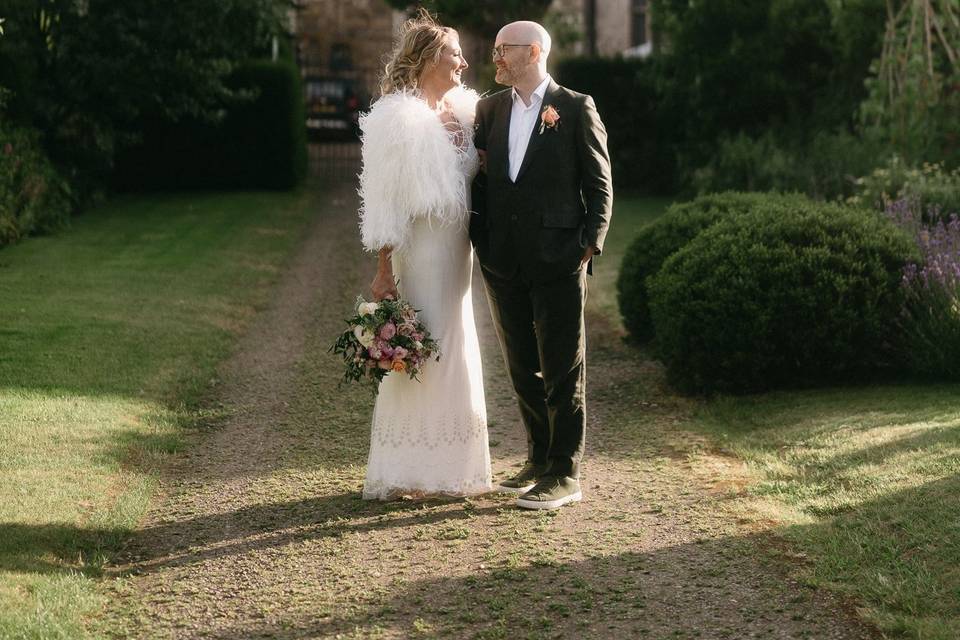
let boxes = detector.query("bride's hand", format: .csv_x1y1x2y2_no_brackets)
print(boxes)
371,272,398,301
370,268,400,302
372,247,398,301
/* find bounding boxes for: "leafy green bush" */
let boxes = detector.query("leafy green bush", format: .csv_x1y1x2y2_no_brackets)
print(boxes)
648,200,918,393
617,191,807,343
803,129,887,200
692,130,885,200
557,1,888,194
849,156,960,218
0,124,72,246
654,0,886,186
691,132,797,195
115,60,307,190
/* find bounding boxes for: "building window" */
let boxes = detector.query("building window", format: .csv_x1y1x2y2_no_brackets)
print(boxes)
330,43,353,72
631,0,647,47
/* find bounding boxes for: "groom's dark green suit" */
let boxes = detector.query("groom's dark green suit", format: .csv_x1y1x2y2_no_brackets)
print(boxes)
470,78,613,479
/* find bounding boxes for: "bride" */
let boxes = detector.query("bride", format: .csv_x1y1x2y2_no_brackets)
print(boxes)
357,11,492,500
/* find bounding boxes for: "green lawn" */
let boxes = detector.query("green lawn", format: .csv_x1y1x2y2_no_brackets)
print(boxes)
589,194,673,328
597,193,960,639
5,186,957,639
0,188,317,638
691,388,960,638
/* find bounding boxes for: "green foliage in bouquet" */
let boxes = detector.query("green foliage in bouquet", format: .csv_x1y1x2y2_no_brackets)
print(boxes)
330,297,440,393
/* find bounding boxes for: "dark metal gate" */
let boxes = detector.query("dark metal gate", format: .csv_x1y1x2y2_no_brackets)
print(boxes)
309,141,361,183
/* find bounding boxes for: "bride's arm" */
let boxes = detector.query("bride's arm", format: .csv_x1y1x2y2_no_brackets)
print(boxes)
371,247,399,301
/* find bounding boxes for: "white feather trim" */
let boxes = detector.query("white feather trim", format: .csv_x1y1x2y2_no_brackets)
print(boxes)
357,87,479,253
443,86,479,131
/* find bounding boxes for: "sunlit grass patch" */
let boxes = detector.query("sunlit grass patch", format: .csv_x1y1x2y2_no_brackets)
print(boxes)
693,386,960,638
0,188,317,636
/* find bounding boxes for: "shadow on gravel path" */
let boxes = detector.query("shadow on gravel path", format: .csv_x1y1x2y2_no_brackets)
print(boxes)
100,172,878,640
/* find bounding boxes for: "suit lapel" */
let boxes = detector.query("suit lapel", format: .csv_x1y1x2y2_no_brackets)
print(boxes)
515,79,560,183
489,92,512,182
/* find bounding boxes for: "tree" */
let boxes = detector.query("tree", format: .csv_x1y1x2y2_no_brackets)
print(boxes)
0,0,292,194
650,0,888,175
859,0,960,163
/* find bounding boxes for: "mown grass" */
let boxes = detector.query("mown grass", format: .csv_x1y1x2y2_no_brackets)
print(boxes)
691,388,960,638
604,193,960,638
0,188,317,638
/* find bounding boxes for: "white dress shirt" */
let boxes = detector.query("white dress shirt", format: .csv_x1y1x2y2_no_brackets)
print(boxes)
507,74,552,182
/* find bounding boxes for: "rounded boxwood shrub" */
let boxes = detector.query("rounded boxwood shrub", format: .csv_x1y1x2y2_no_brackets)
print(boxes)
617,191,807,342
648,200,918,393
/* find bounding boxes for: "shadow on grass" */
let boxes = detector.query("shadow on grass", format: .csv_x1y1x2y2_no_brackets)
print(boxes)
0,523,127,575
778,474,960,637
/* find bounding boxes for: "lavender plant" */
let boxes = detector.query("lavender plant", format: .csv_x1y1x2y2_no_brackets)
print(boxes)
887,198,960,378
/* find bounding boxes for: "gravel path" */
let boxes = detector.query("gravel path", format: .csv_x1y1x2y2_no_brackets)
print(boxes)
102,171,879,639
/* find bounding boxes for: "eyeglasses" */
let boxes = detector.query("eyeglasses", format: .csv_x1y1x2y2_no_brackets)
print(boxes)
492,43,532,59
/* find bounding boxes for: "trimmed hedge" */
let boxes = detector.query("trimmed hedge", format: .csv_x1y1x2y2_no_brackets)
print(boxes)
115,59,307,191
223,60,308,189
0,124,71,247
617,191,808,343
648,200,918,394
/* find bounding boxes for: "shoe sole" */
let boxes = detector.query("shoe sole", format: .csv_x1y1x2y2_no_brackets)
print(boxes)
496,483,535,494
516,490,583,510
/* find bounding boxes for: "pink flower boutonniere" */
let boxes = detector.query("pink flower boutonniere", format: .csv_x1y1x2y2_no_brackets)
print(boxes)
539,105,560,134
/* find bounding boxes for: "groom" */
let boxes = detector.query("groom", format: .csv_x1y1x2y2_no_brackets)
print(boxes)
471,21,613,510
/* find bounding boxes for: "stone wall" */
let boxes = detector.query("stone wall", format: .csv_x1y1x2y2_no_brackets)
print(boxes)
295,0,405,101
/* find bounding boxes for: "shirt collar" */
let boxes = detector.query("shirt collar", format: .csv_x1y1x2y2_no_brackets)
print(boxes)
511,74,552,107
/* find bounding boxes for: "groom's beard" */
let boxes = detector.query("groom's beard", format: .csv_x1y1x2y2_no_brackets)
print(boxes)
495,61,531,87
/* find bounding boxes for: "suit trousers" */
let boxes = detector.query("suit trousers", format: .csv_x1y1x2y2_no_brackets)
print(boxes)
481,264,587,478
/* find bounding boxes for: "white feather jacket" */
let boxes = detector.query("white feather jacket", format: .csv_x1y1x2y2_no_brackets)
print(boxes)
357,86,479,253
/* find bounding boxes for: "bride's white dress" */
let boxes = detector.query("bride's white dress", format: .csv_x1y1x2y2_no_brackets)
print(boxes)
359,95,492,500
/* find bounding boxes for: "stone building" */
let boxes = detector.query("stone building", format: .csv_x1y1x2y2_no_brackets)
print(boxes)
291,0,656,98
292,0,406,100
547,0,655,58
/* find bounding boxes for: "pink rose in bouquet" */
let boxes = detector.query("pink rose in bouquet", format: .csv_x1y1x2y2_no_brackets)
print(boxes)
379,321,397,340
330,296,441,393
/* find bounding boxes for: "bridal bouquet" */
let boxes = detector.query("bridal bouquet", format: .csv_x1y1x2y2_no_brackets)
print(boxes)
330,296,440,391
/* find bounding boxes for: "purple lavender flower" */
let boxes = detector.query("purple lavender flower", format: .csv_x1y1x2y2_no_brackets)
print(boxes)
887,198,960,292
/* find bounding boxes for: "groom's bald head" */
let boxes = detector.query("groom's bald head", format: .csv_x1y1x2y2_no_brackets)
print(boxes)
497,20,552,62
494,20,551,88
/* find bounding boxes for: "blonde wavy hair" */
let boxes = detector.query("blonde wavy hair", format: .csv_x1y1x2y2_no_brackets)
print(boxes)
380,9,457,96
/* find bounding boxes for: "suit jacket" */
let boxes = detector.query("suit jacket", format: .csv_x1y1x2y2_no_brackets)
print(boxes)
470,78,613,282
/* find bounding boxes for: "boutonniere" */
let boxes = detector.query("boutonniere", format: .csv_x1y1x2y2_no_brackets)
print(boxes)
539,105,560,134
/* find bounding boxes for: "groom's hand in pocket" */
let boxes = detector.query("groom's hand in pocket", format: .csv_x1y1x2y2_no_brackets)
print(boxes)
580,245,597,268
